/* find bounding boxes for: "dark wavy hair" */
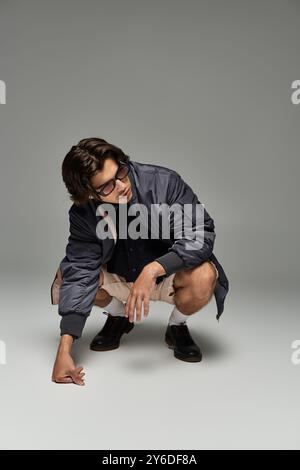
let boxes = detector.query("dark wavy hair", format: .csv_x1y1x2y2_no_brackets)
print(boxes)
62,137,131,206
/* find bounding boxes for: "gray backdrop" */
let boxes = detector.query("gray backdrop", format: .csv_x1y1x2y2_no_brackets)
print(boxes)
0,0,299,450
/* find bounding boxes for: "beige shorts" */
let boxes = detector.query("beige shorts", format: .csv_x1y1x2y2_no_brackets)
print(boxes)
98,261,219,305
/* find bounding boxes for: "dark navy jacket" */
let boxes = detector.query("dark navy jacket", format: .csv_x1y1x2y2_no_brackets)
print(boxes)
51,160,229,338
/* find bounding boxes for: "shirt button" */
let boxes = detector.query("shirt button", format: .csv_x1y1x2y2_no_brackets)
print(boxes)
132,267,136,272
129,248,134,252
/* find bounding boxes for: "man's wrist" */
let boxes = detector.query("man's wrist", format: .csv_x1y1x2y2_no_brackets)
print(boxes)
59,334,74,353
143,261,167,279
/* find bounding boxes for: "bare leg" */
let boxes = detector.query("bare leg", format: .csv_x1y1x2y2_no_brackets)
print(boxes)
173,261,218,315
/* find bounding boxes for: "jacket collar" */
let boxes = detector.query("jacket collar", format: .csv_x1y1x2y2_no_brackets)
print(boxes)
127,161,138,206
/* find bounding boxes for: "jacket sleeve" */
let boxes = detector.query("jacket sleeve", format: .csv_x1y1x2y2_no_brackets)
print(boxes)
155,171,216,276
58,205,103,339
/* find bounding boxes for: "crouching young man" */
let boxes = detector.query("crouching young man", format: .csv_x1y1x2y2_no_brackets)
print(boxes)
51,138,229,385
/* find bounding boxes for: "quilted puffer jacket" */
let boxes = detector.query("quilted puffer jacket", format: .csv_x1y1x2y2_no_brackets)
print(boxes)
51,160,229,338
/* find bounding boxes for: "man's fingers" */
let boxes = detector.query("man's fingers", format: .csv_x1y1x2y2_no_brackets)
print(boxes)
126,293,150,322
52,365,85,386
143,297,150,317
128,294,137,323
70,372,85,386
135,296,143,322
53,376,73,384
70,367,85,386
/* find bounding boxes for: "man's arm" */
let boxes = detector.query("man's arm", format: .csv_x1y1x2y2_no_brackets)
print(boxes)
58,205,103,339
52,205,103,385
154,171,216,276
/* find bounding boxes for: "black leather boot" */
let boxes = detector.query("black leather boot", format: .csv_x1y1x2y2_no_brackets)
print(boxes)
90,313,134,351
165,324,202,362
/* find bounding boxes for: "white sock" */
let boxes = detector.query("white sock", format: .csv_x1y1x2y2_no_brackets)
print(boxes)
103,296,125,317
168,306,189,326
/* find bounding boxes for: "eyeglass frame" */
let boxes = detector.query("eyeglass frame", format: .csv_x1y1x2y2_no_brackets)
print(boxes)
90,160,130,199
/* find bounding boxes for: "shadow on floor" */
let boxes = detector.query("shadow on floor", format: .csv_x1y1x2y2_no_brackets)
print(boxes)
70,321,233,365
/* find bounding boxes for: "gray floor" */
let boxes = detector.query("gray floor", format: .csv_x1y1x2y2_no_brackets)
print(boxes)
0,275,299,450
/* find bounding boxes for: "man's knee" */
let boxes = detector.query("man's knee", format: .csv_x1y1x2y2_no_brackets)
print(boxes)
94,271,112,307
174,287,214,314
174,262,217,314
174,262,217,291
94,288,112,307
190,264,217,306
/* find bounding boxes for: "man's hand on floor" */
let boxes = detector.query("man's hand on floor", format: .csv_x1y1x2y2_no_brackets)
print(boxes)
51,334,85,386
125,261,166,323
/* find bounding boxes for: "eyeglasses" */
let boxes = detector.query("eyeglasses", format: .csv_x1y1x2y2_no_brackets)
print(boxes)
92,161,130,197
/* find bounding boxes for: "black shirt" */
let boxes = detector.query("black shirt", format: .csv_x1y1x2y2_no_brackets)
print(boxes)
106,204,168,285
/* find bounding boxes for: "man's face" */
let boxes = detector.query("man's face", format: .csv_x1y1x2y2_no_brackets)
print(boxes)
89,157,133,204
